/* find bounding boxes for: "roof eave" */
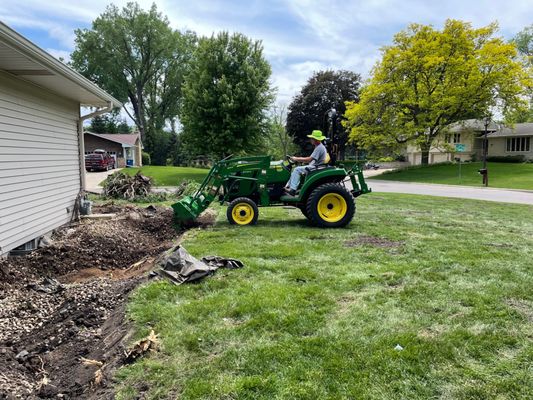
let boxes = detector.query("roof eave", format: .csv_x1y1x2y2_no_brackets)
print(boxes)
0,22,122,109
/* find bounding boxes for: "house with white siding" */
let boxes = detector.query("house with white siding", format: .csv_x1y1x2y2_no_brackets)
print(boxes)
486,123,533,161
0,22,121,256
405,119,499,165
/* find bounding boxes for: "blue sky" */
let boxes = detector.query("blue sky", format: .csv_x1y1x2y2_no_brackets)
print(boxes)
1,0,532,106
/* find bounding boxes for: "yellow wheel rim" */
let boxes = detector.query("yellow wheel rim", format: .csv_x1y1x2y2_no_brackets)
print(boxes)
232,203,254,225
317,193,347,223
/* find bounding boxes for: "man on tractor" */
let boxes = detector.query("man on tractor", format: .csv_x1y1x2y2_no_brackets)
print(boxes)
285,129,328,196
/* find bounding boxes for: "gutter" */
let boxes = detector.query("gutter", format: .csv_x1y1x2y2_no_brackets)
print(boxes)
78,101,115,191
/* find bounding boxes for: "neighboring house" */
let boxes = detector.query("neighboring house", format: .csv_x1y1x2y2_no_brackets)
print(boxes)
84,132,143,167
405,119,506,165
486,123,533,161
0,22,121,256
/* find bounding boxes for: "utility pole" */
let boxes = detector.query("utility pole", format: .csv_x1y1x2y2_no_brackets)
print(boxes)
480,116,490,187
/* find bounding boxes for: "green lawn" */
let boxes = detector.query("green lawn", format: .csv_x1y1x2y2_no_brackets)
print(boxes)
122,166,209,186
115,193,533,399
373,162,533,190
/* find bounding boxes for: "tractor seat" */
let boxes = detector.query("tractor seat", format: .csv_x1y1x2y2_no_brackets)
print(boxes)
303,165,335,177
299,152,332,177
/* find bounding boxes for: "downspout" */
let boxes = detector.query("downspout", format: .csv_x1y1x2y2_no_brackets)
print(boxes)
78,101,114,191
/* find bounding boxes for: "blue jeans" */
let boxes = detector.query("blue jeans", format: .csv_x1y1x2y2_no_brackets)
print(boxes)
288,166,307,190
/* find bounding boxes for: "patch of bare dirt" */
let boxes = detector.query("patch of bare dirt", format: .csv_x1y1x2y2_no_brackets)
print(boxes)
0,204,180,399
506,298,533,322
344,235,403,249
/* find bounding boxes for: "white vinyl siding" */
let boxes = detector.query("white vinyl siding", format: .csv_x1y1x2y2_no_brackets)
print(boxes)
0,70,80,256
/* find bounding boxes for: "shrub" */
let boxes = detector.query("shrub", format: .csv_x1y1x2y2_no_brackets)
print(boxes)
395,154,407,162
486,155,525,163
142,151,151,165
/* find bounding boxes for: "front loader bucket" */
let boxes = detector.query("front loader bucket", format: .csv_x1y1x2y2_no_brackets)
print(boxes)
171,196,204,226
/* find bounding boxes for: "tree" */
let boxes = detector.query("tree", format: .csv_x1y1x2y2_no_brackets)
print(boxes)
512,24,533,62
116,119,131,133
89,112,130,133
507,24,533,123
88,115,109,133
286,70,361,157
262,105,298,159
180,32,273,159
71,2,196,158
344,20,530,164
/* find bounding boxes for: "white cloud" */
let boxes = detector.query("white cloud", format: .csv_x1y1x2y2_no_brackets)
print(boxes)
45,48,71,62
1,0,531,107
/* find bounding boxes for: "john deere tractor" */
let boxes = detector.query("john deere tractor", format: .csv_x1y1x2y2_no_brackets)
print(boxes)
172,109,371,228
172,155,370,228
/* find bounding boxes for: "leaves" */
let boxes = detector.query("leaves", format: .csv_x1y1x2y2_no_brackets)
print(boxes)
71,2,196,157
344,20,531,163
286,70,361,155
180,32,274,159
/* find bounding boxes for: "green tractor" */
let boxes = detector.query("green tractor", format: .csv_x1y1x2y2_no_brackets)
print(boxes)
172,154,371,228
173,109,370,228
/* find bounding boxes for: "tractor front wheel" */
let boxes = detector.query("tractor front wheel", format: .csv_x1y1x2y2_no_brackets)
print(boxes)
306,183,355,228
227,197,259,226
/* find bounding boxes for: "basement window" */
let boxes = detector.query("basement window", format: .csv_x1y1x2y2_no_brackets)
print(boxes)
506,137,531,152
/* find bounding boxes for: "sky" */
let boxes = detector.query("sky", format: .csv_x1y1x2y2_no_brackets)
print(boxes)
1,0,532,107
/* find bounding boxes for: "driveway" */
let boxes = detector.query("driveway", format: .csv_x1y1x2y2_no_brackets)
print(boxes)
85,169,120,193
365,180,533,205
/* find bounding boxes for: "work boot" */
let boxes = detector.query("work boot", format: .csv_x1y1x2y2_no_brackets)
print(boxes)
284,188,296,196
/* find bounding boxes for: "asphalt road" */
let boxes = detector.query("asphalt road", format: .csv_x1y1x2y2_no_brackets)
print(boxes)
365,179,533,205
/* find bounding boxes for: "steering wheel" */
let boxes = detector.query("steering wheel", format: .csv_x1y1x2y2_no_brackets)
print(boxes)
283,155,295,172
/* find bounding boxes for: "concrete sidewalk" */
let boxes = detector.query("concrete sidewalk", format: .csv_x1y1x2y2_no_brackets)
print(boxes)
365,180,533,205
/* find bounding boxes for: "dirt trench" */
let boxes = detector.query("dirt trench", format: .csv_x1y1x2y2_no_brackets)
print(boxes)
0,204,184,399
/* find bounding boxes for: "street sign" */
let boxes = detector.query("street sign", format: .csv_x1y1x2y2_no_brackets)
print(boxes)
455,143,466,152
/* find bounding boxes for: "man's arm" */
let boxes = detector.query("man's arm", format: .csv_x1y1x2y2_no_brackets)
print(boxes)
290,156,313,163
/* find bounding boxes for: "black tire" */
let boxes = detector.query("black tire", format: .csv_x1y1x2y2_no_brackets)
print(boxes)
227,197,259,225
298,205,309,218
306,183,355,228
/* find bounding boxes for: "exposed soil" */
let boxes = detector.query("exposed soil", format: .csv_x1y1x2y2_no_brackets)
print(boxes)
0,204,180,399
344,235,403,249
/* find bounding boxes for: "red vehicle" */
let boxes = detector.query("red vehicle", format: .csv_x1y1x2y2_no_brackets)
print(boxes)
85,150,115,171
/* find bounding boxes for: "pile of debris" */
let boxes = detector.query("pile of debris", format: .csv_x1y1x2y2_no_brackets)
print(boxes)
103,172,152,199
0,204,179,399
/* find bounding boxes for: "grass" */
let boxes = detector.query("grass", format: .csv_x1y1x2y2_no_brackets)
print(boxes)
373,162,533,190
115,193,533,399
121,166,209,186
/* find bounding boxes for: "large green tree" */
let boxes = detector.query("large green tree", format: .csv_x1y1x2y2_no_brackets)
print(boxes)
71,2,196,162
287,70,361,157
180,32,273,159
507,24,533,123
344,20,530,164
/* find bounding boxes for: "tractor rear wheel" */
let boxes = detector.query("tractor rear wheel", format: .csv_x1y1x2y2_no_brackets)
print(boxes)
298,205,308,219
227,197,259,225
306,183,355,228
